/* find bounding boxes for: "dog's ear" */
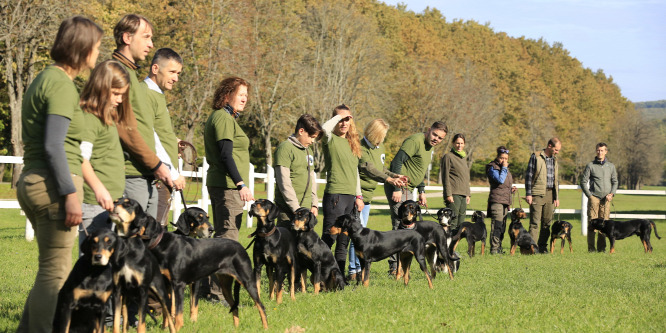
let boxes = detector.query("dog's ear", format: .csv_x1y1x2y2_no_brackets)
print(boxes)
267,202,280,222
176,212,191,235
307,211,318,230
80,234,91,256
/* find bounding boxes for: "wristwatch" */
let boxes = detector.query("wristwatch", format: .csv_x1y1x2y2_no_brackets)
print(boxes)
237,183,246,191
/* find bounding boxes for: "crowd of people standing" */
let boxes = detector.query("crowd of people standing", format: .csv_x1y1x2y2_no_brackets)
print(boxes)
14,13,619,332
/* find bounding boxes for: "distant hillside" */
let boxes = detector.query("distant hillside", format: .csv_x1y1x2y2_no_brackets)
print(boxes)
635,100,666,120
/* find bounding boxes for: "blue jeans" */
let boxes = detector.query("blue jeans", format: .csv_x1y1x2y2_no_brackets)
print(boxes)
348,204,370,274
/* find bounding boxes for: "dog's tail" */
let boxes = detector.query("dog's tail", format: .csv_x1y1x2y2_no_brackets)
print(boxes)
650,220,661,240
229,280,241,314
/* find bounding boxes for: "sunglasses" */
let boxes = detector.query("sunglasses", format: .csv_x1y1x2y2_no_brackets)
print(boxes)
499,148,510,154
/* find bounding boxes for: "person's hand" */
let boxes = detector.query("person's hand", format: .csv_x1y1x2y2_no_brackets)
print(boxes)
511,186,517,193
553,199,560,208
239,186,254,202
173,175,186,191
355,198,364,212
606,193,614,202
154,164,173,188
387,177,404,188
502,159,508,168
95,187,114,211
310,206,319,217
418,192,427,206
446,196,454,203
398,175,409,183
64,193,82,227
391,191,402,204
525,195,533,205
466,196,471,204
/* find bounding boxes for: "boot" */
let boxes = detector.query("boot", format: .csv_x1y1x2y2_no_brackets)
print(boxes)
490,220,503,254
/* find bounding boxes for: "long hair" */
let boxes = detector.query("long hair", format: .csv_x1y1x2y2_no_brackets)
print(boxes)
79,60,132,126
364,119,389,147
51,16,103,71
332,105,361,158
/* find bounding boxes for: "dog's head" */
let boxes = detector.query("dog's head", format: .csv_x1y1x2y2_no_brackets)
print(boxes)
552,220,572,237
398,200,421,227
437,208,456,227
175,207,213,238
326,267,346,291
511,208,526,221
109,198,144,237
589,218,606,232
472,211,486,223
330,214,359,236
292,207,317,232
248,199,280,228
81,229,117,266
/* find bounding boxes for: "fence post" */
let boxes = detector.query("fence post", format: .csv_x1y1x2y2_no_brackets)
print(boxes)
246,164,255,228
581,183,588,236
266,164,275,202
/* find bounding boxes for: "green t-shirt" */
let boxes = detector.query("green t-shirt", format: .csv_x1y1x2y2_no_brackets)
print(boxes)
323,134,359,195
396,133,432,190
122,66,156,176
204,109,250,188
359,140,386,201
274,139,312,210
21,66,83,176
81,112,125,204
146,87,178,167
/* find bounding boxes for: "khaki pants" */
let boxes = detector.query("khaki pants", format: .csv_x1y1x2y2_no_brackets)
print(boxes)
587,195,610,252
208,186,243,241
16,169,83,333
489,203,509,253
529,189,554,252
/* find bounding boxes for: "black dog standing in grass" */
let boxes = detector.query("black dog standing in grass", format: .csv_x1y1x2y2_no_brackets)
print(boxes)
450,211,488,257
589,218,661,254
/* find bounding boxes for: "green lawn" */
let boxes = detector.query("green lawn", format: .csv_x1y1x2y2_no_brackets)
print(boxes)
1,182,665,331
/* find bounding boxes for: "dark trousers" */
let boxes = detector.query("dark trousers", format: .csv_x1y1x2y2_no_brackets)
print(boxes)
384,185,414,270
321,193,356,275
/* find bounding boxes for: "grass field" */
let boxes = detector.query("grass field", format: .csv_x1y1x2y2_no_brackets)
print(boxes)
0,183,665,332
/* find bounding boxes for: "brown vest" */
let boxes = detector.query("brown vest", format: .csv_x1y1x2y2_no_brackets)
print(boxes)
486,160,513,206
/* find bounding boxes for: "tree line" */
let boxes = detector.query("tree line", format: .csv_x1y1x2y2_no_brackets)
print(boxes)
1,0,663,189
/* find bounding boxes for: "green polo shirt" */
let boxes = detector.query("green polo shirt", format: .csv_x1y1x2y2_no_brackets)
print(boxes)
396,133,432,190
81,112,125,204
204,109,250,188
323,134,359,195
21,65,83,176
122,64,156,176
359,140,387,201
274,139,312,209
146,87,178,166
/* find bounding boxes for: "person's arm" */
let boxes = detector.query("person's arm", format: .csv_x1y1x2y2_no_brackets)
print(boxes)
44,114,81,226
390,150,410,188
275,166,300,213
310,169,319,216
321,115,343,143
579,164,592,198
355,169,364,212
359,161,391,183
487,166,507,185
441,155,453,198
217,139,243,185
610,164,619,195
524,153,537,197
154,131,179,180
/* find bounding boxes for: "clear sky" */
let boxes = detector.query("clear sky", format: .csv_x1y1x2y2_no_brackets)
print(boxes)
381,0,666,103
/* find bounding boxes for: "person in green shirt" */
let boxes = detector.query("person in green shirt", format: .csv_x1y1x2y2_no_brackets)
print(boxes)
348,119,406,280
78,60,132,255
441,133,471,229
204,76,254,240
16,16,103,333
321,104,364,276
384,121,448,275
274,114,322,228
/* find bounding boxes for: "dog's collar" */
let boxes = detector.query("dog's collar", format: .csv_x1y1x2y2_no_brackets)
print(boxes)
256,225,277,238
400,221,416,230
147,230,164,250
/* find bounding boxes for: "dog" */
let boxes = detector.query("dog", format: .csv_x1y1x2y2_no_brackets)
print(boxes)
110,198,268,330
53,229,115,333
331,214,433,289
550,220,573,254
106,211,177,333
247,199,298,304
589,218,661,253
435,207,461,273
508,208,539,255
397,201,456,280
173,207,213,238
291,207,345,294
451,211,488,257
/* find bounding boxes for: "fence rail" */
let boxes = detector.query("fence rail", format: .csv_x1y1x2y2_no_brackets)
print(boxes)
1,156,664,241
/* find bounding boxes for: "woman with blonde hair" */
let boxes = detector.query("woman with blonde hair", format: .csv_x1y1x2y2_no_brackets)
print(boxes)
78,60,132,254
16,16,103,332
347,119,406,280
321,104,364,277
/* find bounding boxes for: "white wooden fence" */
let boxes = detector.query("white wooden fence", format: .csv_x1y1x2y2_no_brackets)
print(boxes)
1,156,664,241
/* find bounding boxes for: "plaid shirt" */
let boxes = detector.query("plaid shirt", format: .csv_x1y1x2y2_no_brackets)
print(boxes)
525,152,556,196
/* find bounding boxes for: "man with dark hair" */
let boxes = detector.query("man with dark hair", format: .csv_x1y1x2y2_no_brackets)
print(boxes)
525,137,561,253
112,14,172,218
144,48,186,225
274,114,322,227
580,142,618,252
384,121,447,275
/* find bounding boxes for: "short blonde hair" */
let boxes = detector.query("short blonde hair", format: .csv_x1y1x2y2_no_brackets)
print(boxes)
364,119,389,147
